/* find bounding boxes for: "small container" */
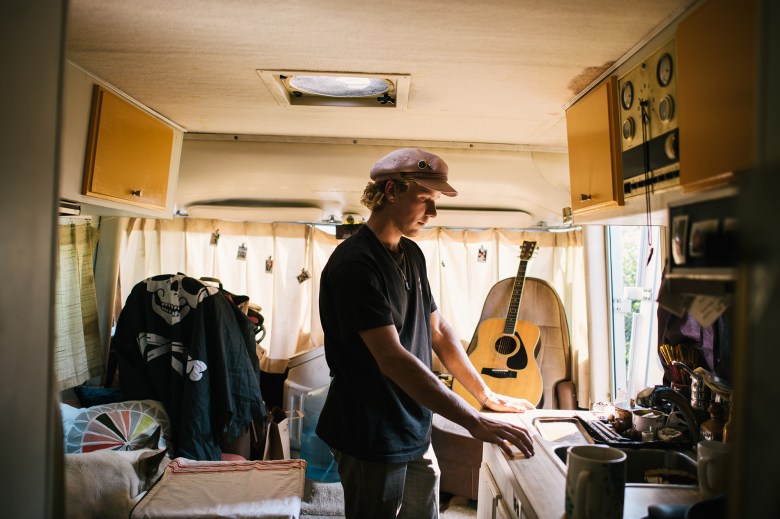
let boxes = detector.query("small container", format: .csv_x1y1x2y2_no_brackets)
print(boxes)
632,409,667,432
641,427,656,442
299,383,340,482
699,402,726,442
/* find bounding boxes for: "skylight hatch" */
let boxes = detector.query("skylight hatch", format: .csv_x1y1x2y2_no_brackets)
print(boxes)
257,70,410,109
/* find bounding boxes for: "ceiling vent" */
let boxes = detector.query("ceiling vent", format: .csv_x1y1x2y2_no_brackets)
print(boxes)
257,70,410,109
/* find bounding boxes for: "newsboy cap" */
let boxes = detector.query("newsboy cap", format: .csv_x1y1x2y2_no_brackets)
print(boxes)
369,148,458,196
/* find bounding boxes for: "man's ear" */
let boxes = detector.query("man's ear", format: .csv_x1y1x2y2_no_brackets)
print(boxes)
384,180,397,202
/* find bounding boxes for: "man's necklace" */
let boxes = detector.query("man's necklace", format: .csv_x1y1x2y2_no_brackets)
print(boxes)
382,241,411,291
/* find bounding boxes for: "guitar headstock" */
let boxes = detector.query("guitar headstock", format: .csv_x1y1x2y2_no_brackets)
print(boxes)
520,241,537,261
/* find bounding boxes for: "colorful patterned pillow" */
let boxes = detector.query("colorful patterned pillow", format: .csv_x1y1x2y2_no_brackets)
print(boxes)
65,399,172,454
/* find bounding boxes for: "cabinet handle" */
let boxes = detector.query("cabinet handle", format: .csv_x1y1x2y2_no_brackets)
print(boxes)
579,194,592,202
131,190,143,197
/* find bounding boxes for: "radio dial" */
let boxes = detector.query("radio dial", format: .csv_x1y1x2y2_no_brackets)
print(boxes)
664,132,678,160
657,53,674,87
658,95,675,122
621,81,634,110
622,117,635,141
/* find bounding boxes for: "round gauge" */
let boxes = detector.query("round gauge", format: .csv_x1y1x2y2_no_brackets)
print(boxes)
658,95,675,122
657,53,673,87
621,81,634,110
664,132,678,160
622,117,635,141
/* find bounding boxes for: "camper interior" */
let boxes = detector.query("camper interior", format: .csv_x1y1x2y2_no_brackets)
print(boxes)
3,0,778,517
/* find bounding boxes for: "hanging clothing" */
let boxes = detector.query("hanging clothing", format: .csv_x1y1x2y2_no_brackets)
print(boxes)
112,274,265,460
657,307,732,385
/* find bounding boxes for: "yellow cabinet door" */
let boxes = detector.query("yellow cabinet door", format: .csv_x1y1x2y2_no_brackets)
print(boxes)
677,0,757,192
566,76,624,213
83,86,174,210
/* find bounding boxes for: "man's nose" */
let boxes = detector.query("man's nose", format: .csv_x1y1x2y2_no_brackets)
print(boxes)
426,201,437,217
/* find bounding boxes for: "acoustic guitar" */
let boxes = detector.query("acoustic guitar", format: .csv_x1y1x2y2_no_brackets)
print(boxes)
452,241,543,409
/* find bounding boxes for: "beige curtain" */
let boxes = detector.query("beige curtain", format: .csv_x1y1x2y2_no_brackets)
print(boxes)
118,218,338,373
421,228,589,405
55,221,103,391
119,219,587,401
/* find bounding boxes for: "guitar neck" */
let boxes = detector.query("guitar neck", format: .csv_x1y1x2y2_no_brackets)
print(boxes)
503,258,528,334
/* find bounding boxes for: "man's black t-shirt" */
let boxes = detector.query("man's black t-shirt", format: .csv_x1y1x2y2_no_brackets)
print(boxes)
317,225,437,462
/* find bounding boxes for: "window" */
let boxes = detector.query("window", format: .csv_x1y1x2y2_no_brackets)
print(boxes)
607,225,665,403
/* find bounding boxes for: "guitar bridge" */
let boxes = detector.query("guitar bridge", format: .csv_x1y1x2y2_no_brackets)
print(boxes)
480,368,517,379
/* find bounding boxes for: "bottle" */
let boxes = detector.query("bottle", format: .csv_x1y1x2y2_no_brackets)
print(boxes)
299,382,340,482
699,402,726,442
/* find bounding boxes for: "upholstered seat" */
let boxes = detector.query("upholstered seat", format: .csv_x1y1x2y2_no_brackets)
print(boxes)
432,277,577,500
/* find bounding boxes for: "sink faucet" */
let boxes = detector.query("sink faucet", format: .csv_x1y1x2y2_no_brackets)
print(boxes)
636,386,701,443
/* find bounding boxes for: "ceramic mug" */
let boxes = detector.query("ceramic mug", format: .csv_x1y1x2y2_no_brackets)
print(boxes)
632,409,667,432
697,440,730,499
565,445,627,519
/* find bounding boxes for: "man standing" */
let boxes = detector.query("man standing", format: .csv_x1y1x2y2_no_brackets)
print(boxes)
317,148,535,518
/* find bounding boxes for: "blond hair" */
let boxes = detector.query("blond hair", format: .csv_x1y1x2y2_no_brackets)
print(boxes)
360,179,413,211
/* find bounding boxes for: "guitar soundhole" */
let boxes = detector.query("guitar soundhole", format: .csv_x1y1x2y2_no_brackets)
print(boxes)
494,334,529,370
494,335,516,355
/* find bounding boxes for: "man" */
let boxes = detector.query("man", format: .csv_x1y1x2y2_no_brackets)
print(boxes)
317,148,535,518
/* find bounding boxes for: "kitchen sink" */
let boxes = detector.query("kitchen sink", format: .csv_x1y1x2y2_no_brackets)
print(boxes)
553,445,698,486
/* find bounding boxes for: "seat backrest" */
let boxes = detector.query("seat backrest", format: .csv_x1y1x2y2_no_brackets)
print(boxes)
466,277,573,409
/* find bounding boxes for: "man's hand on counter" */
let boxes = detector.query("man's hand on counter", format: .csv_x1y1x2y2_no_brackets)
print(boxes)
467,414,535,459
481,389,537,413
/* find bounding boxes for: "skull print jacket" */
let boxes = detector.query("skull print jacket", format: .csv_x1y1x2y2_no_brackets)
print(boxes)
111,274,265,460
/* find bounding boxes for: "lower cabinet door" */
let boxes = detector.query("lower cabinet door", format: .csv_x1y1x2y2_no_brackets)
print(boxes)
477,463,501,519
496,497,515,519
478,462,520,519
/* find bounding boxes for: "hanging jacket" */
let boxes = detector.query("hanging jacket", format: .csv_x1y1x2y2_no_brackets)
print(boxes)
112,274,265,460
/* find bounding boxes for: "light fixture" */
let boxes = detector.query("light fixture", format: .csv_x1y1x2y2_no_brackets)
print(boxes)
287,76,390,98
257,70,410,109
547,225,582,233
538,209,581,233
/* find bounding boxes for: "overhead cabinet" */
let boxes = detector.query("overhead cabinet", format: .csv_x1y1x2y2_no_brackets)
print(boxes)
83,86,174,210
59,63,183,218
676,0,757,192
565,77,624,214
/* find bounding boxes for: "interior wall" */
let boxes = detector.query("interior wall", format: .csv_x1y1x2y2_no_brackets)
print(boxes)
0,1,66,517
176,138,572,227
735,0,780,516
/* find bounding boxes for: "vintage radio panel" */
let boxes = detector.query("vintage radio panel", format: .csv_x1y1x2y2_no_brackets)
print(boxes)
618,39,680,198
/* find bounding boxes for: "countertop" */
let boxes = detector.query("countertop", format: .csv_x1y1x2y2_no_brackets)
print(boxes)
483,409,703,519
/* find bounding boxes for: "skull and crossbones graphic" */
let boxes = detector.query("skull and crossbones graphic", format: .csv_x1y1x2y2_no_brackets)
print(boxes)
145,275,217,325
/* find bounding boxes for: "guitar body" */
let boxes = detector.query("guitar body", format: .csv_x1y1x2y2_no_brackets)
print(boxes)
452,241,544,409
452,317,543,408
